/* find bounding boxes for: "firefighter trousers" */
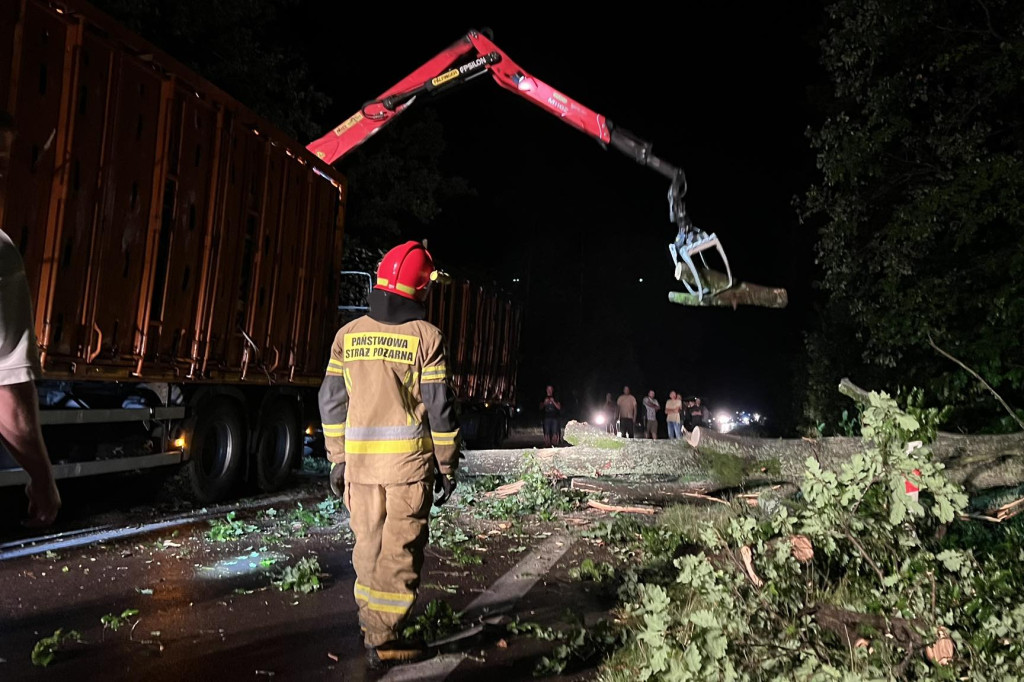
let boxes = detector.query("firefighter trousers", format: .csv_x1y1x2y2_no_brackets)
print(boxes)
345,480,432,647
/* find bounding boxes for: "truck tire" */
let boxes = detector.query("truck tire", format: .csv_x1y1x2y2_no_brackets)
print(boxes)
187,398,246,503
478,413,501,449
255,398,300,492
493,411,509,447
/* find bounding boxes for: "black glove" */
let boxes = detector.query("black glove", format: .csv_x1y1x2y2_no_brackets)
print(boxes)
433,472,456,507
330,461,345,498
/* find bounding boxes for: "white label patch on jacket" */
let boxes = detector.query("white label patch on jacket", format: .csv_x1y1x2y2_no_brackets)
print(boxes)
343,332,420,364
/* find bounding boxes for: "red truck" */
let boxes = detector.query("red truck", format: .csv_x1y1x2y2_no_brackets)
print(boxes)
0,0,522,503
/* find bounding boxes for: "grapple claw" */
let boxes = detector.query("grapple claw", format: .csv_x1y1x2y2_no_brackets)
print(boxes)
669,229,733,302
665,175,733,302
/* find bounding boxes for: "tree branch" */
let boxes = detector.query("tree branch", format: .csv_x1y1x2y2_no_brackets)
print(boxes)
813,604,924,650
927,333,1024,431
838,377,872,406
974,0,1005,40
844,529,885,585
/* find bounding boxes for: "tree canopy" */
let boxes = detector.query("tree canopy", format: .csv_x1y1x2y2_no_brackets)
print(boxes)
799,0,1024,431
91,0,329,141
90,0,470,263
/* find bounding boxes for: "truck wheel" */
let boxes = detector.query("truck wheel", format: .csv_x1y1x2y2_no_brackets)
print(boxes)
477,413,499,449
493,412,509,447
187,398,245,503
255,399,300,492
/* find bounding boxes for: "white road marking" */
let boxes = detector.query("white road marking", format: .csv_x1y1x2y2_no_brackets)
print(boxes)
0,489,330,561
380,530,574,681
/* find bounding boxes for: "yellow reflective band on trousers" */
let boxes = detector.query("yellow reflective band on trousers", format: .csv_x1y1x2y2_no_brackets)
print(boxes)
354,582,415,614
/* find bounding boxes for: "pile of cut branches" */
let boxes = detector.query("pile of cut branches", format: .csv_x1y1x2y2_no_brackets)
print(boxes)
595,386,1024,681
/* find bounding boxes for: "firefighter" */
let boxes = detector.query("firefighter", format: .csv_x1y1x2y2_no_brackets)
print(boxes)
318,241,461,669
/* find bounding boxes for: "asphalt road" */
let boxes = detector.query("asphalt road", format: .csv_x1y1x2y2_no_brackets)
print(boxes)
0,426,613,681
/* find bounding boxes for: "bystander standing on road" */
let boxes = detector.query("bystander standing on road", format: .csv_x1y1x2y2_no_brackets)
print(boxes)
642,390,660,439
539,385,562,447
665,390,683,440
0,110,61,528
601,392,616,434
616,386,637,439
682,396,695,431
689,397,711,430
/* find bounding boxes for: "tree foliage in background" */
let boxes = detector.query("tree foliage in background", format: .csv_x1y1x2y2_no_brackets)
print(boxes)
798,0,1024,431
90,1,473,280
90,0,329,141
338,108,474,258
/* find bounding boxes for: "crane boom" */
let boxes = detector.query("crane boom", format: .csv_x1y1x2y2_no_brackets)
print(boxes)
307,28,732,301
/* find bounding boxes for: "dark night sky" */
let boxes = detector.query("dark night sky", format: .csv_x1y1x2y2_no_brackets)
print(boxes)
290,6,828,431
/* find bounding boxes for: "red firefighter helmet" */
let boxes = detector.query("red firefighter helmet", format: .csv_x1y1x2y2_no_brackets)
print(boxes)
374,241,436,301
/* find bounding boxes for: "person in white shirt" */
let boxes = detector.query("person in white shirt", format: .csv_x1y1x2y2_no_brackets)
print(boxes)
664,391,683,439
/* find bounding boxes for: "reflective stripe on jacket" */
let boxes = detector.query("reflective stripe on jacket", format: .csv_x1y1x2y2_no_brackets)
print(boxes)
318,314,461,485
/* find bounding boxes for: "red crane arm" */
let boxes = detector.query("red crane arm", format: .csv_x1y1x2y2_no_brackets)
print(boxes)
307,29,626,168
468,32,612,147
306,29,731,301
305,33,480,165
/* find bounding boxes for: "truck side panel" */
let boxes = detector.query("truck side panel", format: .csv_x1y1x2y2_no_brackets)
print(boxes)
294,176,341,377
42,28,112,361
2,0,346,387
427,281,521,407
201,113,267,377
148,88,221,371
0,0,16,113
265,159,308,375
245,146,286,375
0,0,347,500
3,2,72,344
424,280,522,447
86,56,167,370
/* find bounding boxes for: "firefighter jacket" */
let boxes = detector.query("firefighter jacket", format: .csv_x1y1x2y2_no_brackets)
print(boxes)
318,289,462,485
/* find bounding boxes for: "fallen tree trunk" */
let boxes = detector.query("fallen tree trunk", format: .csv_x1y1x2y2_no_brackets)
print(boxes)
668,265,788,309
686,425,1024,492
570,477,730,505
483,480,525,498
460,428,709,481
586,500,658,515
461,420,1024,494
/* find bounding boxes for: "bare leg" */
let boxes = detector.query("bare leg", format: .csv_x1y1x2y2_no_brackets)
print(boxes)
0,381,61,526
